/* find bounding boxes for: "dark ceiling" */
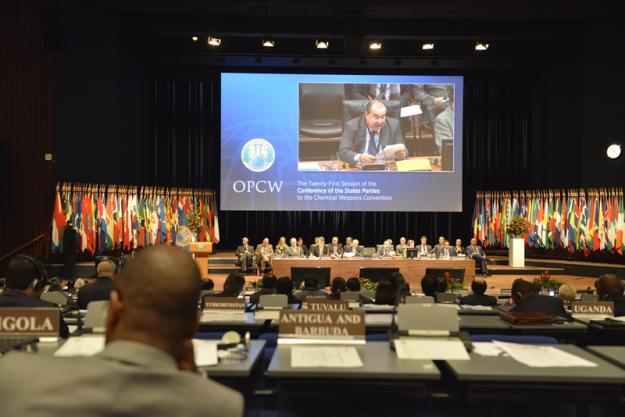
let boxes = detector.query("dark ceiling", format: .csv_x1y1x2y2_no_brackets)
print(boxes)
41,0,623,61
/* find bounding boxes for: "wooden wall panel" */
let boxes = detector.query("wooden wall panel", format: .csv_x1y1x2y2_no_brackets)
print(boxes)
0,0,55,269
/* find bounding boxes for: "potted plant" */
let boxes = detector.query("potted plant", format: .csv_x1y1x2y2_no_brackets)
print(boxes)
532,270,563,291
506,215,530,237
506,215,529,267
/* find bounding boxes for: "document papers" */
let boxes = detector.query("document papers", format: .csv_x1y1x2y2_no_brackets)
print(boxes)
493,341,597,368
201,311,248,322
54,336,105,357
400,104,423,117
380,144,407,161
396,159,431,172
192,339,218,367
291,346,363,368
394,338,470,360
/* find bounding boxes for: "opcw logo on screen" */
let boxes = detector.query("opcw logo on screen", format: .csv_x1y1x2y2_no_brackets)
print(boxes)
241,138,275,172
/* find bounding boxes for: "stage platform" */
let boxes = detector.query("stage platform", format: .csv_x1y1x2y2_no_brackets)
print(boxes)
43,250,622,293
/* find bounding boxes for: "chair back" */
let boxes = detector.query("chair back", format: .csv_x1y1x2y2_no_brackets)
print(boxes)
84,301,109,331
405,295,435,304
41,291,69,307
260,294,288,308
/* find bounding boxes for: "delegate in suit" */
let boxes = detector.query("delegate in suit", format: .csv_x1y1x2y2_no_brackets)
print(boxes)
0,245,243,417
338,100,406,167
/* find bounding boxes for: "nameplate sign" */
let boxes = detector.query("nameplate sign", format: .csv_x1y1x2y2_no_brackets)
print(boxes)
571,301,614,316
305,295,329,301
203,297,246,311
307,300,349,311
279,310,365,338
0,308,59,337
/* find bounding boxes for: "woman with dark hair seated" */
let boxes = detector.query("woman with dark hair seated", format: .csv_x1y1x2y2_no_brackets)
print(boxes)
374,278,398,305
276,276,301,306
329,277,346,300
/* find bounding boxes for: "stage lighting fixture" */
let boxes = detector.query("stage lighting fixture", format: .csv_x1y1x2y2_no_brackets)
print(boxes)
475,42,490,51
207,36,222,46
191,36,199,42
262,39,275,48
607,144,622,159
422,42,435,50
369,40,382,50
315,39,329,49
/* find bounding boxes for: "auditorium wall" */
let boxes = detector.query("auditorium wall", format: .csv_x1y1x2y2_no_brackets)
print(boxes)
3,3,621,258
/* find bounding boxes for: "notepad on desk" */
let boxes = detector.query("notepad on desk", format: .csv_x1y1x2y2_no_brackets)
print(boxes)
396,159,431,172
394,338,470,360
291,346,363,368
192,339,218,367
493,341,597,368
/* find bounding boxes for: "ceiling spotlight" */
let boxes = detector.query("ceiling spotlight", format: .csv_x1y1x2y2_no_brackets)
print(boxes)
607,144,622,159
422,42,435,50
315,39,329,49
262,39,275,48
191,36,199,42
207,36,222,46
369,40,382,50
475,42,490,51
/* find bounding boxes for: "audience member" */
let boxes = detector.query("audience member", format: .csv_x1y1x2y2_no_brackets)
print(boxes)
595,273,625,316
216,272,246,298
0,255,69,338
557,284,577,304
294,277,328,302
460,278,497,306
510,278,567,317
276,276,300,305
249,274,277,304
420,275,439,298
201,278,215,291
0,245,243,417
345,277,361,292
329,277,346,300
373,278,398,305
77,259,117,309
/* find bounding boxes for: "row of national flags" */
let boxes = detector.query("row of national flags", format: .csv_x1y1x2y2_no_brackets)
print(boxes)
52,183,220,255
472,188,625,255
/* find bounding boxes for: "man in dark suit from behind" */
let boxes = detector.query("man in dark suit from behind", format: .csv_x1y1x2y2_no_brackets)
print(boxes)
0,255,69,338
595,273,625,317
249,274,277,305
460,278,497,306
0,245,243,417
294,277,328,302
510,278,567,317
77,259,117,309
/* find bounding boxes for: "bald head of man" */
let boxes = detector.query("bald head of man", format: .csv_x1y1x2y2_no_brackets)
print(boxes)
106,245,201,368
96,260,117,279
596,274,625,299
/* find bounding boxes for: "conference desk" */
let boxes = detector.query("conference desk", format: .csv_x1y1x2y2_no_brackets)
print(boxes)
272,257,476,286
446,345,625,412
298,156,442,172
266,341,439,415
588,346,625,369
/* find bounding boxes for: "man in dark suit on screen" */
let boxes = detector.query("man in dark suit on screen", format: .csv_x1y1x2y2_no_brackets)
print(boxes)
338,100,406,167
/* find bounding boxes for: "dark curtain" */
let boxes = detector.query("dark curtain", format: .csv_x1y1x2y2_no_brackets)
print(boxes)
146,77,531,249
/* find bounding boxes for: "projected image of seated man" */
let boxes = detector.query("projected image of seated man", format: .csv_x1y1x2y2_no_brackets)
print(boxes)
339,100,406,167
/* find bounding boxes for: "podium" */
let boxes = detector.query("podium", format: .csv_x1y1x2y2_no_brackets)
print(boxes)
189,242,213,278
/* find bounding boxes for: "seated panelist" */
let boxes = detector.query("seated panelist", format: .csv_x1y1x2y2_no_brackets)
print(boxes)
255,238,274,272
234,236,255,272
286,237,305,257
434,241,456,258
338,100,406,167
309,236,330,257
327,236,344,257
